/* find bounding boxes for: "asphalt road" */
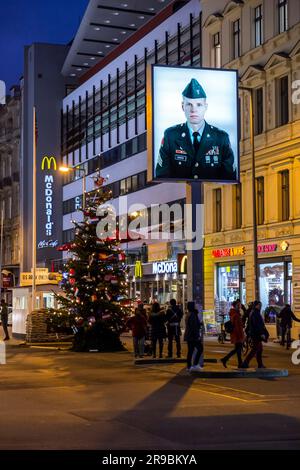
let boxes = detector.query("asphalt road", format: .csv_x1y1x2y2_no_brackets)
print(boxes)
0,335,299,450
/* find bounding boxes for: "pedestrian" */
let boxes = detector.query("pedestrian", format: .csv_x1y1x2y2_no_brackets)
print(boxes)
126,308,148,358
148,302,167,358
278,304,300,347
0,299,10,341
136,302,148,319
220,300,245,368
166,299,183,358
242,301,254,329
184,301,203,372
241,300,268,369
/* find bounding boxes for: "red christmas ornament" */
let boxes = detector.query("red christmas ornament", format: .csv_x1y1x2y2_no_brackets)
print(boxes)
57,243,72,251
70,278,76,286
94,176,106,187
69,268,75,276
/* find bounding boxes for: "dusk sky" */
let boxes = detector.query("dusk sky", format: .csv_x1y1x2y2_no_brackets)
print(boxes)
0,0,88,91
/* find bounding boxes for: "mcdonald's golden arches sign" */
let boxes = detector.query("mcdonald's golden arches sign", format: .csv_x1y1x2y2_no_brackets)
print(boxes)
41,156,57,171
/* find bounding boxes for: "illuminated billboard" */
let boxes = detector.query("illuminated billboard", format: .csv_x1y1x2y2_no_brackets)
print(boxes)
147,65,239,183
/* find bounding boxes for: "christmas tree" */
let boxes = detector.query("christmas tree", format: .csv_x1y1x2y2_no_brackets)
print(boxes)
48,175,129,352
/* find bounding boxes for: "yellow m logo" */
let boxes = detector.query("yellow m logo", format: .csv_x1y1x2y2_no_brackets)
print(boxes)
177,254,187,274
41,156,57,171
135,261,143,278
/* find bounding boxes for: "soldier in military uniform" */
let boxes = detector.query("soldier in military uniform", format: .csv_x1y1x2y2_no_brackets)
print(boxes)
155,78,236,181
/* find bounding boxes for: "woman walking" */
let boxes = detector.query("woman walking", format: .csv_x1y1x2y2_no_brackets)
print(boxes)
220,300,245,369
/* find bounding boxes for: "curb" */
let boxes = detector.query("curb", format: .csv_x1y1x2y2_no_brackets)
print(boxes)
189,368,289,378
134,358,218,365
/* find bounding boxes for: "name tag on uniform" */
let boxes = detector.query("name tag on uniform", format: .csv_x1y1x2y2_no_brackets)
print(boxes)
175,154,187,162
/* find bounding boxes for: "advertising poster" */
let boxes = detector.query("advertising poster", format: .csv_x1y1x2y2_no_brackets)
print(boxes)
147,64,239,183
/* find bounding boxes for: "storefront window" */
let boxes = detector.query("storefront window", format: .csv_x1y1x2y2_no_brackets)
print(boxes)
259,262,285,314
217,263,245,308
43,293,55,309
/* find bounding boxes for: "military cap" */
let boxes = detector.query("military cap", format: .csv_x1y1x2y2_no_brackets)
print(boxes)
182,78,206,99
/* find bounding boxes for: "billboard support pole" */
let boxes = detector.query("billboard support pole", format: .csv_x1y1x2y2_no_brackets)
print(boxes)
186,183,204,308
186,182,205,366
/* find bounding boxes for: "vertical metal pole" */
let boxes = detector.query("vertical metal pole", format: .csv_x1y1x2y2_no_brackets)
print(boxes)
134,55,138,135
249,89,259,300
100,80,103,152
82,171,86,211
0,200,4,297
125,62,129,140
32,106,37,311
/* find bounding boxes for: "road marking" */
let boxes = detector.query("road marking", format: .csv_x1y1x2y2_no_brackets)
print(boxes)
201,382,265,397
189,386,253,402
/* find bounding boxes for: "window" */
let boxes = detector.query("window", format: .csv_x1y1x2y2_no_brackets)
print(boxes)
4,236,11,264
256,176,264,225
278,0,288,33
254,5,263,47
5,195,12,219
233,184,242,229
280,170,290,221
277,76,289,126
212,32,221,68
233,19,241,59
62,229,75,243
254,87,264,135
214,188,222,232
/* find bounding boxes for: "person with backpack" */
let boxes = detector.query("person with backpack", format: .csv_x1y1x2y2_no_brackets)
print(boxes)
241,300,268,369
184,301,203,372
166,299,183,358
220,300,244,369
278,304,300,347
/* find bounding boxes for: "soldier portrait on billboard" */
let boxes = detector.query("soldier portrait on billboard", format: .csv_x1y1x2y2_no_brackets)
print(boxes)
155,78,236,181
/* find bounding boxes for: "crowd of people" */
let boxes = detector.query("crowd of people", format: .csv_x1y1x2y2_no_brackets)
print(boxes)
220,299,300,368
126,297,300,372
126,299,205,372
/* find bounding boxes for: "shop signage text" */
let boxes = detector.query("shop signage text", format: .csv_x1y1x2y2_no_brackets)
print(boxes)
152,261,178,275
38,239,59,249
20,268,62,286
212,242,289,258
212,247,245,258
40,156,57,242
257,244,277,253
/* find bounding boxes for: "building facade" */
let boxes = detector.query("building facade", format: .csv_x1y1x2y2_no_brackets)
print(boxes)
20,43,74,273
61,0,202,305
201,0,300,334
0,85,21,301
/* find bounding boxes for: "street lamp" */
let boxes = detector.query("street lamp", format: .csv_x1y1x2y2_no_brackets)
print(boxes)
239,86,259,301
59,165,87,210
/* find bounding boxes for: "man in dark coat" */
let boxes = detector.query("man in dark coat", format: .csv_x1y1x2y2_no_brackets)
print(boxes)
0,299,10,341
241,301,267,369
156,78,236,181
278,304,300,347
184,301,203,371
166,299,183,358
